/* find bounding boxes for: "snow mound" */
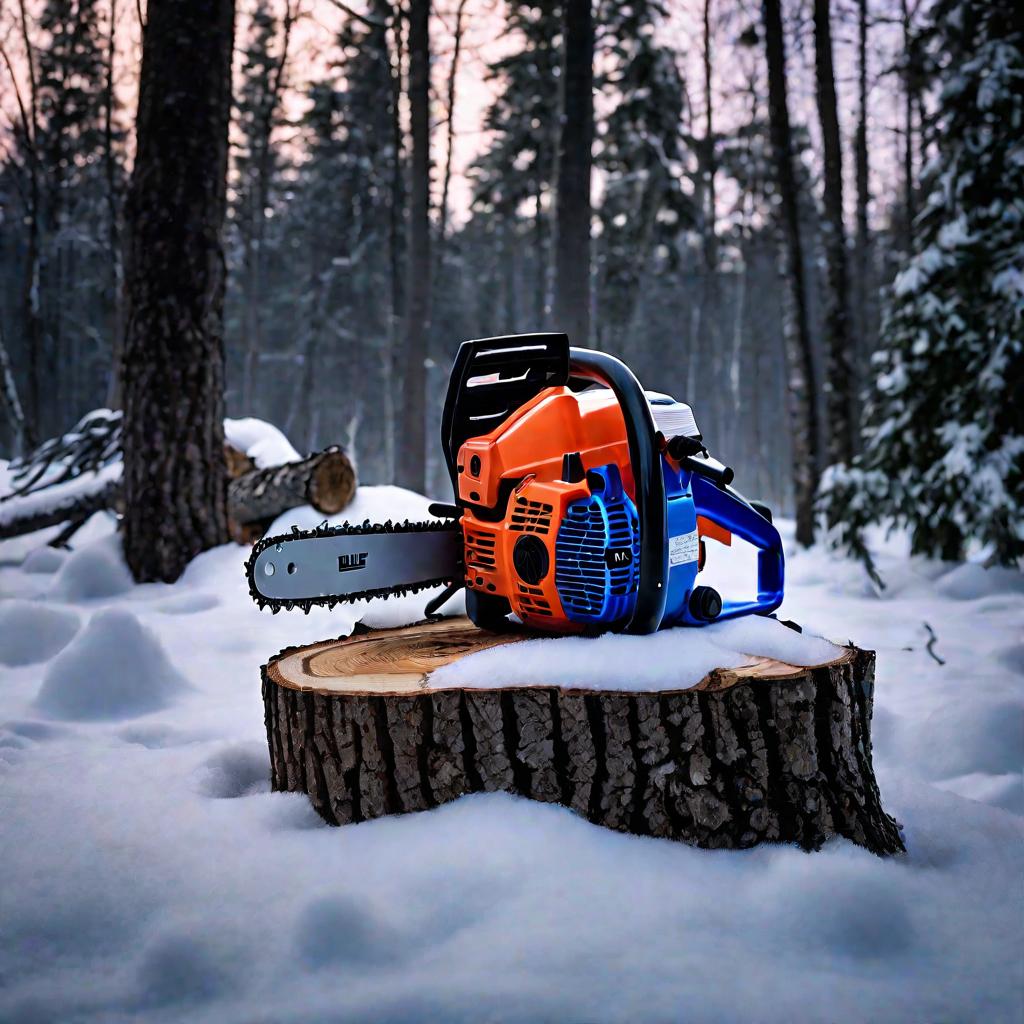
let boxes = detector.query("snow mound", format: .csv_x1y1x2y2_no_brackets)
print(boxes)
35,609,188,721
907,697,1024,780
196,743,269,799
135,927,234,1008
295,895,407,969
0,602,80,666
935,772,1024,817
998,643,1024,675
934,562,1024,601
155,592,220,615
120,724,204,749
50,533,133,601
20,546,67,574
224,417,301,468
430,616,843,692
0,719,68,743
759,855,915,961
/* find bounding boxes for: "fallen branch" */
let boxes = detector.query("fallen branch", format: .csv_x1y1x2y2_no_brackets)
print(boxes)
0,479,121,541
923,622,945,666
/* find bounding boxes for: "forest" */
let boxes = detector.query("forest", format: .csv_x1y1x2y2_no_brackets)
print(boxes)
0,0,1020,576
1,3,1022,1019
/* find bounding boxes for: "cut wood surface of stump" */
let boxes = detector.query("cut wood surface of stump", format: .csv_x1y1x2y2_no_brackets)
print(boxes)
262,617,904,856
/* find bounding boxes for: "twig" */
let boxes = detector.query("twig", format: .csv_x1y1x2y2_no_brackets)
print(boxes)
48,515,91,550
922,622,945,666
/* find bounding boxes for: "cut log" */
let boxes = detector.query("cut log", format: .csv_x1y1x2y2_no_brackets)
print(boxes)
224,442,256,479
0,446,357,545
261,617,905,856
227,445,356,526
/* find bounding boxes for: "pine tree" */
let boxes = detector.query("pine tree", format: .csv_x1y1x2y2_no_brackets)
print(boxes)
232,0,296,412
595,0,692,363
762,0,821,547
30,0,121,432
397,0,432,493
470,1,561,324
820,0,1024,572
552,0,595,348
280,4,398,465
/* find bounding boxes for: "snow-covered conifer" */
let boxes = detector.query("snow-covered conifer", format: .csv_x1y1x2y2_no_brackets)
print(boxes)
820,0,1023,572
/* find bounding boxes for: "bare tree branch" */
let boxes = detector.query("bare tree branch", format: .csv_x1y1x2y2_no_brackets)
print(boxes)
0,40,33,155
437,0,467,244
323,0,388,30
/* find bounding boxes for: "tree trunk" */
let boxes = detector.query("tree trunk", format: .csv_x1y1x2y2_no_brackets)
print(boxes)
396,0,431,494
14,0,42,446
119,0,235,582
852,0,871,443
240,0,296,414
0,321,30,457
104,0,125,411
702,0,717,275
384,0,406,485
762,0,820,546
552,0,594,348
437,0,467,248
813,0,855,468
261,617,904,856
900,0,916,251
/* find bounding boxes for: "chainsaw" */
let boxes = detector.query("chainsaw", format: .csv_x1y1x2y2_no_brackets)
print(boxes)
246,333,784,634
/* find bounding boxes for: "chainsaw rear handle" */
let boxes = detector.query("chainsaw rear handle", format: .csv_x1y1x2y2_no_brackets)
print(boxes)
568,347,668,635
691,473,785,620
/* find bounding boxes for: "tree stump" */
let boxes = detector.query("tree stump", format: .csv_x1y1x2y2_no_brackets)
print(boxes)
262,617,904,855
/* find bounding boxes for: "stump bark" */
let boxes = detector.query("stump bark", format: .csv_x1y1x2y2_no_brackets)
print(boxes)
262,617,904,855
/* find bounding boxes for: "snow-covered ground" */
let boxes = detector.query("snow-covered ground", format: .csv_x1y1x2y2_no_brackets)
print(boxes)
1,478,1022,1023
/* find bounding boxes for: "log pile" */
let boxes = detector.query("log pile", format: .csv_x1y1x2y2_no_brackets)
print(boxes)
262,617,905,856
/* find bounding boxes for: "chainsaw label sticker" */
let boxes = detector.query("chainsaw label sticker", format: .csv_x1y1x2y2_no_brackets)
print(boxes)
668,530,700,566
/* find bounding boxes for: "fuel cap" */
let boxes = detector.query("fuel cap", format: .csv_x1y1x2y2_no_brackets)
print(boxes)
689,585,722,621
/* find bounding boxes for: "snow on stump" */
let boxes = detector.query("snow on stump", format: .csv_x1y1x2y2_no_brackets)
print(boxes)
261,617,904,856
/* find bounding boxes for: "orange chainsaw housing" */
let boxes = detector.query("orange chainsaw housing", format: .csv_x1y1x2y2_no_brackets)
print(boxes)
451,386,729,631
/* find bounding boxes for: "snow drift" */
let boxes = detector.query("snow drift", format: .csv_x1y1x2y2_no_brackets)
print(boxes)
34,608,189,720
50,533,134,601
0,485,1021,1023
0,601,80,666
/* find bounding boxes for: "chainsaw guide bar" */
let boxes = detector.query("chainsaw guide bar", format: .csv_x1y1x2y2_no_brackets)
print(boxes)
244,518,461,615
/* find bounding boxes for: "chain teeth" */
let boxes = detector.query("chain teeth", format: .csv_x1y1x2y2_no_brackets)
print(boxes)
243,517,462,614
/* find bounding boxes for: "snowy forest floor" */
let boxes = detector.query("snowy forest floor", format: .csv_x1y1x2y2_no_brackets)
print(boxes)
1,475,1022,1023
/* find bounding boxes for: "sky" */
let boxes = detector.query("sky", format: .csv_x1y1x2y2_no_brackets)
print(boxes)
0,0,921,232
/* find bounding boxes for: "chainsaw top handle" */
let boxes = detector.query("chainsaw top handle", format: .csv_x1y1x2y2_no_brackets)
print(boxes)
567,347,668,635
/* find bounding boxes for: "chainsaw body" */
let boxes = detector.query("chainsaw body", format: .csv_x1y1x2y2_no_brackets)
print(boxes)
442,334,785,634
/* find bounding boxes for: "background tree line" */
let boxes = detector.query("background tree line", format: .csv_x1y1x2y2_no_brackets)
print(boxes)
0,0,1019,581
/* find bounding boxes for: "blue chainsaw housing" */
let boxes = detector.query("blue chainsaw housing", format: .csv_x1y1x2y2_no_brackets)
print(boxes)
554,459,785,629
